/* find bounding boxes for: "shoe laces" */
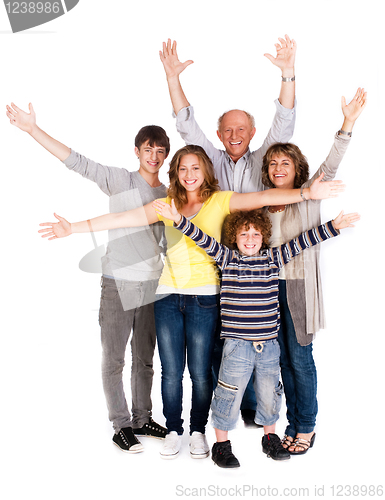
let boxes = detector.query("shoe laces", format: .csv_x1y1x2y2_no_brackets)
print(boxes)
265,433,283,451
216,441,234,460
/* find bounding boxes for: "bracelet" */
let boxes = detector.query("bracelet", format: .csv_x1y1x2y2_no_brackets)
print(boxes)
300,185,308,202
282,76,295,82
338,129,352,137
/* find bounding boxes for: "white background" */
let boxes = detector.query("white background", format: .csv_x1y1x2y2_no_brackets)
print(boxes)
1,1,383,498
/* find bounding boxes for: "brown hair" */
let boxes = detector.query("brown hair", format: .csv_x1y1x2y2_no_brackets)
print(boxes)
134,125,170,156
221,209,272,251
262,143,309,189
167,145,220,210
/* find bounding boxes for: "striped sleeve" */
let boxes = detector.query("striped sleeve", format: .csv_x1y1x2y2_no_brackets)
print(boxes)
271,220,339,268
174,215,231,269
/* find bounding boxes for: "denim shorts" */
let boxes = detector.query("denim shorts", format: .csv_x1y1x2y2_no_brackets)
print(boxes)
211,338,282,431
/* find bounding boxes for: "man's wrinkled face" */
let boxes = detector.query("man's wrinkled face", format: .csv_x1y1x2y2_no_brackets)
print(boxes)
216,110,256,163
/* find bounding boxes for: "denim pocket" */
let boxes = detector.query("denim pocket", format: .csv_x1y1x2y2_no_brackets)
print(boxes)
212,382,237,417
222,339,243,361
273,381,283,415
195,294,219,309
101,284,119,301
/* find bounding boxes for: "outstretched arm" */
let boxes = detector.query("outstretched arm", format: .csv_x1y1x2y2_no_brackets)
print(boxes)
159,39,194,115
39,203,159,241
332,210,360,230
275,211,360,268
153,198,182,224
264,34,296,109
6,103,70,161
340,87,367,134
229,172,345,211
307,87,368,184
153,199,229,269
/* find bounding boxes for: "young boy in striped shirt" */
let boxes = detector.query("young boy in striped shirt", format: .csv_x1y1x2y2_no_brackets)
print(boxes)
153,200,359,467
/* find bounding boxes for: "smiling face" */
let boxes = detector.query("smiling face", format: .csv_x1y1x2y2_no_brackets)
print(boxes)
268,154,296,190
236,224,263,257
135,140,168,178
216,110,256,163
177,154,205,193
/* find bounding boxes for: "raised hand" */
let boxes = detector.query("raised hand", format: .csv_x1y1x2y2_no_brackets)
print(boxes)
38,213,72,240
308,172,345,200
332,210,361,230
6,102,36,134
153,199,181,224
159,39,194,79
264,34,297,73
341,88,367,126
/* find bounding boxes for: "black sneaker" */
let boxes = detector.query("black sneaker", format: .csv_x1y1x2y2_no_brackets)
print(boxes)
262,433,290,461
241,409,263,428
113,427,144,453
133,418,167,439
212,440,240,468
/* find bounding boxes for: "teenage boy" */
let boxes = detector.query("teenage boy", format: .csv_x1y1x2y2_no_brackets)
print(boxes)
153,201,359,467
159,35,297,425
6,102,169,453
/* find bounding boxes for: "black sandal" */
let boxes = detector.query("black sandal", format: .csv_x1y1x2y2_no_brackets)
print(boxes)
281,435,294,449
289,432,316,455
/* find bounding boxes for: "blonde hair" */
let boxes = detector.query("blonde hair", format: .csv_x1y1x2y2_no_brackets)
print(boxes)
167,145,220,210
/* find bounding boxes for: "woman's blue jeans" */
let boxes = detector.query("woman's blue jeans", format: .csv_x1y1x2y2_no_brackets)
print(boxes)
278,280,318,436
154,293,219,435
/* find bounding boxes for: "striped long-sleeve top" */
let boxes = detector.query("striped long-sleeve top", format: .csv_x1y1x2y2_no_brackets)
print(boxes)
175,216,339,341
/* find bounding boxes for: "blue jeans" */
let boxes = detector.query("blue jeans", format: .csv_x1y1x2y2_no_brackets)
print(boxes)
212,325,257,411
278,280,318,436
211,338,282,431
154,293,219,435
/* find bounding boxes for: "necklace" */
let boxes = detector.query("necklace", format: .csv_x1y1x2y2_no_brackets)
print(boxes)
268,205,286,214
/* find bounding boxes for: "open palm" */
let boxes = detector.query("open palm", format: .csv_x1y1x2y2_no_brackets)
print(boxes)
6,102,36,133
160,39,193,79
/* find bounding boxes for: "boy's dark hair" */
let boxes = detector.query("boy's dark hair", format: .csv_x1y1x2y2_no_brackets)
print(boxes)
261,143,309,189
221,209,272,251
135,125,170,155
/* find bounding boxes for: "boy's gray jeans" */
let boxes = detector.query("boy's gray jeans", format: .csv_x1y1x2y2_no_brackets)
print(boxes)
99,276,158,432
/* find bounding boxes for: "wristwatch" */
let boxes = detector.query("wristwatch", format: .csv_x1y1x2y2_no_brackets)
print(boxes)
338,129,352,137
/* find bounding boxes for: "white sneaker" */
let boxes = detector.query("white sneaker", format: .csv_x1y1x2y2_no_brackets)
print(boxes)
189,431,210,459
160,431,182,460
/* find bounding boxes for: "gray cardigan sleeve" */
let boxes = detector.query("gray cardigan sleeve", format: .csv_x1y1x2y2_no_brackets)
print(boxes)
62,149,130,196
305,133,351,186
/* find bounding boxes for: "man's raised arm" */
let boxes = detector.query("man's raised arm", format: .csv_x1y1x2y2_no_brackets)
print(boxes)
264,34,296,110
160,39,224,166
159,39,193,115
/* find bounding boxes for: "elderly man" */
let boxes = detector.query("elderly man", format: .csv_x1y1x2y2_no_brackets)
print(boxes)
160,35,297,427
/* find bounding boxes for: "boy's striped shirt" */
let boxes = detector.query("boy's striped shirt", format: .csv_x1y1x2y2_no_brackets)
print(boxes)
175,216,339,341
